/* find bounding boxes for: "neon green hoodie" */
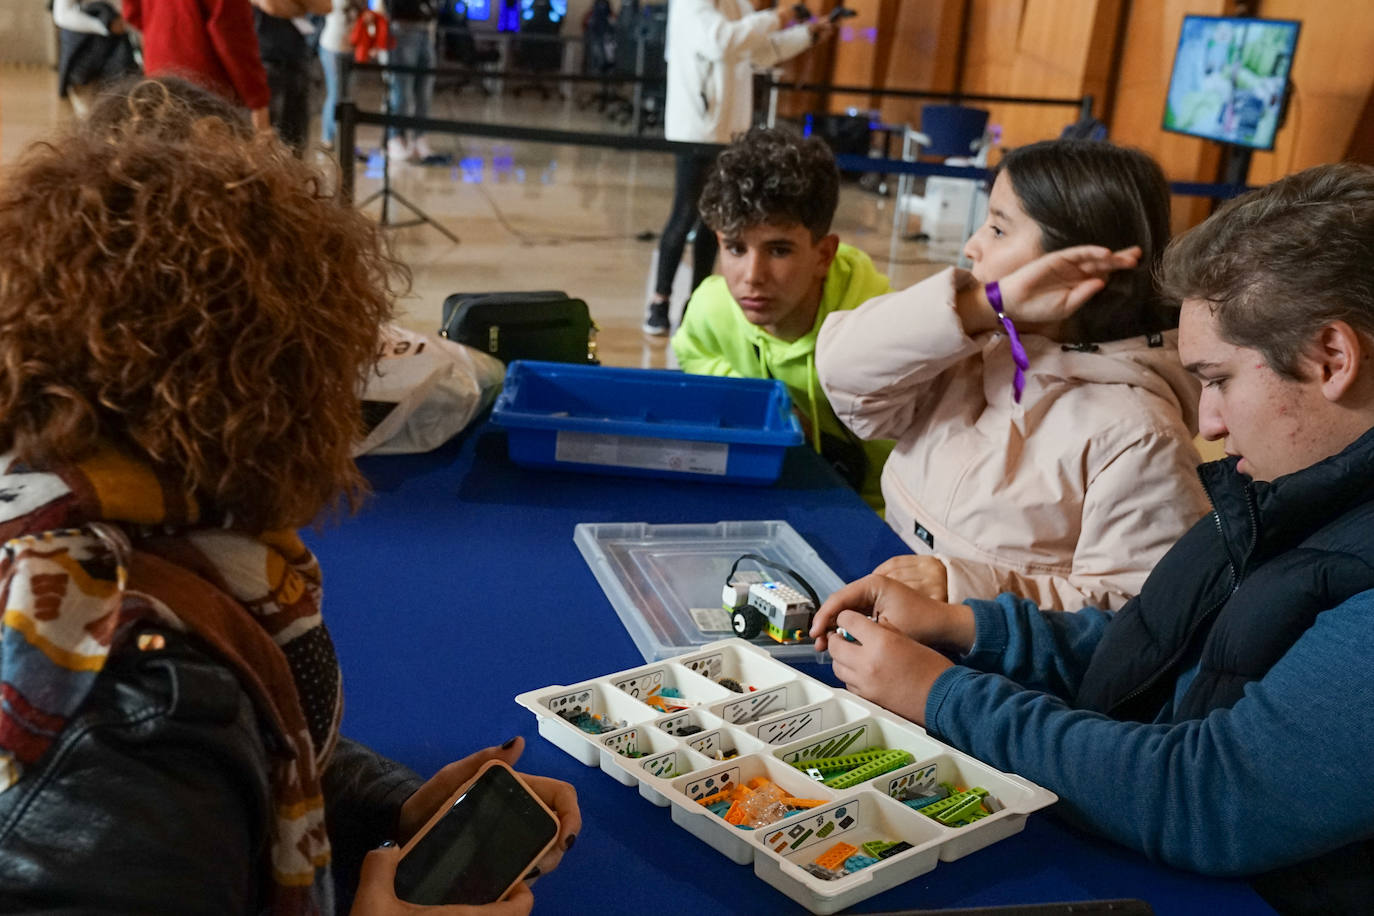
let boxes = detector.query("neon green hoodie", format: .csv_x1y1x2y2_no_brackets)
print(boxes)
671,243,895,512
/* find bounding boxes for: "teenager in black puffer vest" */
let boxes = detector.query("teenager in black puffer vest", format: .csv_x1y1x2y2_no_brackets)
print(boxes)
808,161,1374,916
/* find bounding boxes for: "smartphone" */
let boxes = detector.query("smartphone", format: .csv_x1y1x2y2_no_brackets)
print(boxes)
394,760,560,906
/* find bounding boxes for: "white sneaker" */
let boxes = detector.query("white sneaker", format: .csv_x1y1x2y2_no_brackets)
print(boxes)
411,135,436,161
386,136,410,162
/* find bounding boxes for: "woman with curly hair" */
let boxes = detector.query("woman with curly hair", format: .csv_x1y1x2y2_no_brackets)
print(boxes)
0,78,578,915
817,139,1211,612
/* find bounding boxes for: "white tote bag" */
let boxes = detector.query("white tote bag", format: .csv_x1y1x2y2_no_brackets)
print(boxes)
354,325,506,456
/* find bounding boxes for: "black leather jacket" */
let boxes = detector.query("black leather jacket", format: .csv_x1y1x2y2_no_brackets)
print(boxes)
0,624,423,914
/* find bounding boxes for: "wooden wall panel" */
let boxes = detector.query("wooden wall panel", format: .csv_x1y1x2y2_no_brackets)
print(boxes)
1245,0,1374,184
987,0,1122,147
1108,0,1231,234
776,0,843,119
826,0,897,112
871,0,967,126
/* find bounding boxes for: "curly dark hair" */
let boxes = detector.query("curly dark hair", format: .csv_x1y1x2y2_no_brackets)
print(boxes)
0,78,404,530
698,126,840,240
997,139,1176,344
1162,162,1374,379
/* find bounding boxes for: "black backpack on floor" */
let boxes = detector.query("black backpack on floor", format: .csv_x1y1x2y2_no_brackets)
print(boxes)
439,290,599,365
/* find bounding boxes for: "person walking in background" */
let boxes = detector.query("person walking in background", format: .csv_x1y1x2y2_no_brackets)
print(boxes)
123,0,272,129
251,0,332,154
318,0,360,149
384,0,441,163
53,0,140,118
643,0,834,336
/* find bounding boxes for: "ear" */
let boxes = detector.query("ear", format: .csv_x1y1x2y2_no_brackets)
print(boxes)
1312,321,1365,402
814,233,840,278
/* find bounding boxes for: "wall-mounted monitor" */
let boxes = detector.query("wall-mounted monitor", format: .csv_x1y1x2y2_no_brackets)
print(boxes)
1163,15,1300,151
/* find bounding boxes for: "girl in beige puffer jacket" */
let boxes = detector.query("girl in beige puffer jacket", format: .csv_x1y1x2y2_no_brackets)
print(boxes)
817,140,1210,611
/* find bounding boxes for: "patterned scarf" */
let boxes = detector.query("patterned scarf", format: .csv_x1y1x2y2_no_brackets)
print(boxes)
0,448,343,915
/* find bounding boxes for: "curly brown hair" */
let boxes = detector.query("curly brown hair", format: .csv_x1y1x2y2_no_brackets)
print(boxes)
0,79,404,530
698,126,840,240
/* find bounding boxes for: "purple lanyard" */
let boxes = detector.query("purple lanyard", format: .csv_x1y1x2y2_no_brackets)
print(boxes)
984,281,1029,403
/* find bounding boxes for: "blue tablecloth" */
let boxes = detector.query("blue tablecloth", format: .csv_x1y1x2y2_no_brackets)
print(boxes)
301,425,1273,915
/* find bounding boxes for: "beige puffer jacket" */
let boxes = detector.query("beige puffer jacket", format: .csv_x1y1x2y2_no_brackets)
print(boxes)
816,267,1210,611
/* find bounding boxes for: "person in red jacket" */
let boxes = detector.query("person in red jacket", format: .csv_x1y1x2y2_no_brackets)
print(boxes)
123,0,271,129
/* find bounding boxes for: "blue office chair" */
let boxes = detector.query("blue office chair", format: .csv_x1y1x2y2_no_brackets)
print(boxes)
915,104,991,158
894,105,992,251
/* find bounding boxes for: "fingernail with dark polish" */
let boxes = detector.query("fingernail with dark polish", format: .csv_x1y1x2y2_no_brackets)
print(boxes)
564,834,577,851
501,737,519,749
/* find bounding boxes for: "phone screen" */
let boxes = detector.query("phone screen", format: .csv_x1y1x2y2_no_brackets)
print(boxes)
394,764,558,905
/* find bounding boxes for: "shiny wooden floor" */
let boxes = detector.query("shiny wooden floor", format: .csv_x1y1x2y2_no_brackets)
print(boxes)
1,64,947,368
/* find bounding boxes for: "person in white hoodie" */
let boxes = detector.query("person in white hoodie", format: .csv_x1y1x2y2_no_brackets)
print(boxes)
642,0,833,335
817,139,1210,611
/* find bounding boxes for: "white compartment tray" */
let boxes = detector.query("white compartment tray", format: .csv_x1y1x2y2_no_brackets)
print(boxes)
515,639,1056,914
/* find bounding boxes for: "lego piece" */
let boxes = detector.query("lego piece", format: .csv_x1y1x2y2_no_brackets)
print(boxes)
696,787,734,808
790,748,895,777
877,841,913,859
717,677,745,693
785,797,827,809
843,853,880,873
917,787,990,826
803,863,845,881
824,750,915,789
935,792,989,826
861,840,900,858
737,781,791,829
813,842,859,871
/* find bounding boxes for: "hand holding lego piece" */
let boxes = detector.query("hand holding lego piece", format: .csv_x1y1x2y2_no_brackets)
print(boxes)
810,573,974,654
819,611,954,725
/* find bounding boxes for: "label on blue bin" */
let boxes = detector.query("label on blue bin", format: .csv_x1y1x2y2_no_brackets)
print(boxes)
554,431,729,476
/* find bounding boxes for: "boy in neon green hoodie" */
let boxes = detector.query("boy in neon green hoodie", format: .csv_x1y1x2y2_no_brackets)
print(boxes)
672,126,894,511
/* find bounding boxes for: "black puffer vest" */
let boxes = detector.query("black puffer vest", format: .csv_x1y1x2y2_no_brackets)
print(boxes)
1076,426,1374,915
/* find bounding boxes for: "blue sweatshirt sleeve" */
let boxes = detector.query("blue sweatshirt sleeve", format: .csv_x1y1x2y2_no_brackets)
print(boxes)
960,594,1113,699
926,589,1374,875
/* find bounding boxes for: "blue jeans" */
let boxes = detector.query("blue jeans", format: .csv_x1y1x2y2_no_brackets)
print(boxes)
387,24,435,142
318,46,351,145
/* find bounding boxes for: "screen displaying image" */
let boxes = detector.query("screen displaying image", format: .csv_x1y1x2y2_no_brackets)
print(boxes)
1163,15,1300,151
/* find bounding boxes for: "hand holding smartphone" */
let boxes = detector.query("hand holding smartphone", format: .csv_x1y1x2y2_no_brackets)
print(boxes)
393,761,560,907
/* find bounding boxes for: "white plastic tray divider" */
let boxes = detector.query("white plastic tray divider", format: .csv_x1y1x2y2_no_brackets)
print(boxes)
774,715,947,770
513,680,658,766
752,790,946,915
675,641,798,690
745,695,869,747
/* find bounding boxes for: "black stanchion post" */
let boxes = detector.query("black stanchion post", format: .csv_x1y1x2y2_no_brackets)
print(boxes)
632,32,645,136
338,101,357,203
1079,93,1095,122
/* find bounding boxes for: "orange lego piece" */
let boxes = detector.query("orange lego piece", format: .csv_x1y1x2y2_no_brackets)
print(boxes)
697,786,735,807
785,797,827,809
724,801,749,824
747,777,771,789
813,842,859,871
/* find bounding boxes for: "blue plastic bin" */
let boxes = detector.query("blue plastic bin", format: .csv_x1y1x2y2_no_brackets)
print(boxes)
491,361,804,484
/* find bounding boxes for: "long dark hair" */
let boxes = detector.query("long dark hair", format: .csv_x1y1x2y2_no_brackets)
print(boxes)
997,139,1176,344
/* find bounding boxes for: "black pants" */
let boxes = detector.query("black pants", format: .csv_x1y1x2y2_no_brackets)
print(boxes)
264,59,310,155
654,151,719,303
